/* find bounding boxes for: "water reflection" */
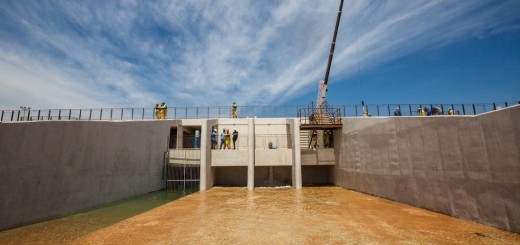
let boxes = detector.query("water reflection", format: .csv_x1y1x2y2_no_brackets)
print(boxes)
0,190,189,244
2,187,520,244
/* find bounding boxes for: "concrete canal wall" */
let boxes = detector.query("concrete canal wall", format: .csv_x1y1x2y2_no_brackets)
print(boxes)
336,105,520,232
0,120,170,231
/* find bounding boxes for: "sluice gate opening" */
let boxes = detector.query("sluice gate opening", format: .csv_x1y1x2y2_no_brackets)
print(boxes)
166,164,200,192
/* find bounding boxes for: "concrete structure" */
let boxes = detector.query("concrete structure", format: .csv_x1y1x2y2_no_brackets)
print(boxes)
0,120,170,231
0,105,518,233
336,105,520,233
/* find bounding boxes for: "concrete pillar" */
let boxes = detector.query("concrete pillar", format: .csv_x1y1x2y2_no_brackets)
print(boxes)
176,125,183,149
292,119,302,189
199,120,210,191
247,118,255,190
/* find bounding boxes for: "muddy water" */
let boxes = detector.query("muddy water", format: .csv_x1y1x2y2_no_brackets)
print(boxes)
2,187,519,244
0,191,187,245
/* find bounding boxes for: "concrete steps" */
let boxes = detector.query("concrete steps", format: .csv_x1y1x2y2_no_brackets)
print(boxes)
300,130,311,149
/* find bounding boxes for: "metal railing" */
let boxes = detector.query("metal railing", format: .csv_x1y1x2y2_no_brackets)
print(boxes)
1,101,518,122
298,102,342,125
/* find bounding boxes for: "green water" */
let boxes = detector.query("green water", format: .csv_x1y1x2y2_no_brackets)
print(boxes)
0,190,192,244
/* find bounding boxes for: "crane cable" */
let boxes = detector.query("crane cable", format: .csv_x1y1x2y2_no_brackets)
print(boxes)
352,0,365,108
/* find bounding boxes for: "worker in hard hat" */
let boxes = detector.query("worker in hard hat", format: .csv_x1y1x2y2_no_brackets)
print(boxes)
225,129,231,149
154,103,160,119
220,129,226,150
159,102,168,119
231,102,238,118
417,106,425,116
448,108,455,115
323,130,330,148
211,129,218,149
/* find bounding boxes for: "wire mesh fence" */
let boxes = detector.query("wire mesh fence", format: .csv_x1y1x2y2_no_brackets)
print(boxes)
2,101,518,122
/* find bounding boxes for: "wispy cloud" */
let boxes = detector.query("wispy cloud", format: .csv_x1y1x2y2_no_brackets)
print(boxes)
0,0,519,109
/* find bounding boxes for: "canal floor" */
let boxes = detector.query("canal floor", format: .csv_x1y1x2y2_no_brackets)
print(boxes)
2,187,519,244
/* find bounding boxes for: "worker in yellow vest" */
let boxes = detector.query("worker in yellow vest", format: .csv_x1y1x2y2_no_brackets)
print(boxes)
159,102,168,119
231,102,238,118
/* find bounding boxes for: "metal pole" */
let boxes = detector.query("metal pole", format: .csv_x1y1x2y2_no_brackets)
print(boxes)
100,109,103,120
110,108,113,120
505,102,508,108
131,108,134,120
68,109,71,120
58,110,61,120
409,104,412,116
89,109,92,120
462,104,466,115
121,108,123,120
472,104,476,115
79,110,82,120
1,111,4,121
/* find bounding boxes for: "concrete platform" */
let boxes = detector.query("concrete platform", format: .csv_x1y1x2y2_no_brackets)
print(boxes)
3,187,517,244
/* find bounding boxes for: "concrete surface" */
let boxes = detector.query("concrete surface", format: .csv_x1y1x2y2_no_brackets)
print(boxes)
0,120,171,231
3,187,516,244
336,105,520,232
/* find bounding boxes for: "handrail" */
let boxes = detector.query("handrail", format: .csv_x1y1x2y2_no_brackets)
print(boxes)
1,101,518,122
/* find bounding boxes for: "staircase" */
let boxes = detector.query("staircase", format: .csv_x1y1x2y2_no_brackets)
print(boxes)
300,130,311,149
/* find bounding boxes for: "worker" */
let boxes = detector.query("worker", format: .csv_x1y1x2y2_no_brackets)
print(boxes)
432,107,442,115
310,129,318,149
417,106,425,116
154,103,160,119
394,107,402,116
219,129,226,150
225,129,231,149
231,102,238,118
159,102,168,119
323,130,330,148
448,108,455,115
211,129,218,149
232,128,239,150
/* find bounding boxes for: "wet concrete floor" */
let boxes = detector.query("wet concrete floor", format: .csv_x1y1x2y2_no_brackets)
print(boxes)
2,187,519,244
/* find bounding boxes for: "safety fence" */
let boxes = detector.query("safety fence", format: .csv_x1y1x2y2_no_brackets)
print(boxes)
1,101,518,122
169,134,292,150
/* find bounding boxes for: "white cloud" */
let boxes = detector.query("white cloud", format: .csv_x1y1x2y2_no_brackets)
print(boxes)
0,0,518,109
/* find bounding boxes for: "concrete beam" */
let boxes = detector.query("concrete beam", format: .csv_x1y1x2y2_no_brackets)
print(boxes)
248,118,255,190
292,119,302,189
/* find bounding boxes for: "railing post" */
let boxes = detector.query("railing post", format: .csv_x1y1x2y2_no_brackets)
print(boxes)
355,105,358,116
131,108,134,120
142,108,145,120
121,108,123,120
110,108,113,120
376,105,380,116
58,110,61,120
79,110,82,120
409,104,412,116
493,103,496,110
196,107,199,119
27,110,31,121
89,109,92,120
17,110,20,121
441,105,444,115
505,102,508,108
207,106,210,118
387,105,390,116
462,104,466,115
11,111,14,121
1,111,4,121
185,107,187,119
48,110,51,120
472,104,476,115
100,109,103,120
68,109,71,120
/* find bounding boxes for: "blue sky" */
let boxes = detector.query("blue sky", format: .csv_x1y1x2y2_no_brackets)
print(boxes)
0,0,519,109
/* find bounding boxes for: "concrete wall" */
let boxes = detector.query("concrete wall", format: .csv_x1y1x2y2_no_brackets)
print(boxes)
335,105,520,232
0,120,171,231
